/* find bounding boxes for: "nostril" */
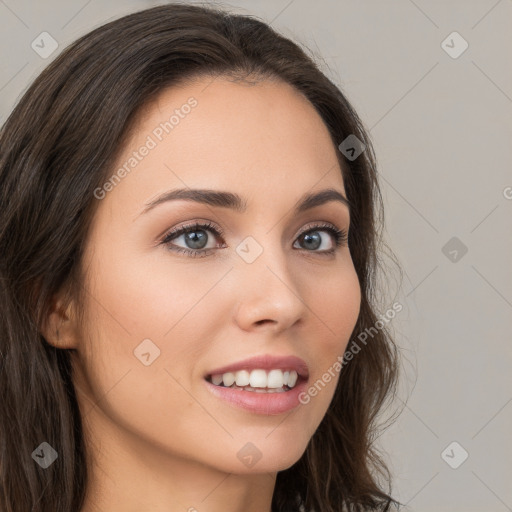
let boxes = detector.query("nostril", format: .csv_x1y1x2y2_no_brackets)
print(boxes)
254,319,276,326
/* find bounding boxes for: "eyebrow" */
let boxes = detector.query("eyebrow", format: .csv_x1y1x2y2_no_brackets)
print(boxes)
139,187,350,217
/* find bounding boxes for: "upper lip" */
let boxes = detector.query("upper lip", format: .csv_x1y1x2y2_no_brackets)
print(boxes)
206,354,309,379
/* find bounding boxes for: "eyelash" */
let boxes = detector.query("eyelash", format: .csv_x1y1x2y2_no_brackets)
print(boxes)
160,220,348,258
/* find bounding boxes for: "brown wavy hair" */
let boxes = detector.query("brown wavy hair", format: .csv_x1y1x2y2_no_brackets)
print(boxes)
0,4,403,511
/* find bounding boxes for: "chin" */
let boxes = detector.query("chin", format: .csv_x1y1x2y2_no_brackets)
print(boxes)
219,439,308,475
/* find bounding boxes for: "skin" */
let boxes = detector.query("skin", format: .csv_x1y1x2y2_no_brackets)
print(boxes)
44,76,361,512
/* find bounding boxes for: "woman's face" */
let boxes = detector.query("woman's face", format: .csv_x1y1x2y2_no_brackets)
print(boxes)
73,76,361,474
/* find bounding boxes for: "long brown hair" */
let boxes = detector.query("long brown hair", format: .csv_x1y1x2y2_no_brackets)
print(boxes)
0,4,403,511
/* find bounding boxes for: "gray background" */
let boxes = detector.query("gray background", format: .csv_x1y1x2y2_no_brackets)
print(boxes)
1,1,511,510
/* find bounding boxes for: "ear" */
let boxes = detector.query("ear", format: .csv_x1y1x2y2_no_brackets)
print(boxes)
41,292,80,349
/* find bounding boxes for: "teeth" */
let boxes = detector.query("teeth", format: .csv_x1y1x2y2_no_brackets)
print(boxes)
267,369,284,388
209,368,300,390
235,370,250,387
249,369,267,388
242,386,286,393
211,374,223,386
222,372,236,387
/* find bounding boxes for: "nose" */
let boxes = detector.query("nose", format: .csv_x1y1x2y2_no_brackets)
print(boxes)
233,241,307,333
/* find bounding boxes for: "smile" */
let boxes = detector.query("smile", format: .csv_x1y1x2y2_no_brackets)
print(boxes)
206,368,300,393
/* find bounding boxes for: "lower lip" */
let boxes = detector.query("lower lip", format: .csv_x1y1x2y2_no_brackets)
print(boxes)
204,378,308,415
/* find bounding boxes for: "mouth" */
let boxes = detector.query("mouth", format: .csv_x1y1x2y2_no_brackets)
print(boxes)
205,368,305,393
204,370,309,415
203,355,309,414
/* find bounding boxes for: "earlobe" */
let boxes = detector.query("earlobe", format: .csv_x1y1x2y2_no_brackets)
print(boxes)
41,295,79,350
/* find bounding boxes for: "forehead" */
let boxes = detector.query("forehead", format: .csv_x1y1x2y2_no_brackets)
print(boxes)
101,76,346,218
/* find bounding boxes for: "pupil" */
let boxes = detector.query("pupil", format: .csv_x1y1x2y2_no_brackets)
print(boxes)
185,230,207,249
303,232,320,250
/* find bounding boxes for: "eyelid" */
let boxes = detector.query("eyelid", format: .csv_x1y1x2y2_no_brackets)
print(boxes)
161,219,224,241
161,219,345,239
296,220,342,236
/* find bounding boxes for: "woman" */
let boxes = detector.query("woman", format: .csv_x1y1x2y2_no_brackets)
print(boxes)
0,4,402,511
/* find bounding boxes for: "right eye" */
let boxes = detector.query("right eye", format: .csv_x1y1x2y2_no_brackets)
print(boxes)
161,220,226,257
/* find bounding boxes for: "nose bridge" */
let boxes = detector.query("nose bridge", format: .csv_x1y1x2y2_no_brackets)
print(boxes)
236,229,292,287
233,230,306,329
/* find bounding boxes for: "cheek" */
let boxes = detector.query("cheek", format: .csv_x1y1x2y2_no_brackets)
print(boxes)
75,247,232,433
310,261,361,354
297,262,361,418
82,241,232,348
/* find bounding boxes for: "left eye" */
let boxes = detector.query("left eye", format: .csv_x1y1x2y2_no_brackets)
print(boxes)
293,229,337,251
161,221,347,257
